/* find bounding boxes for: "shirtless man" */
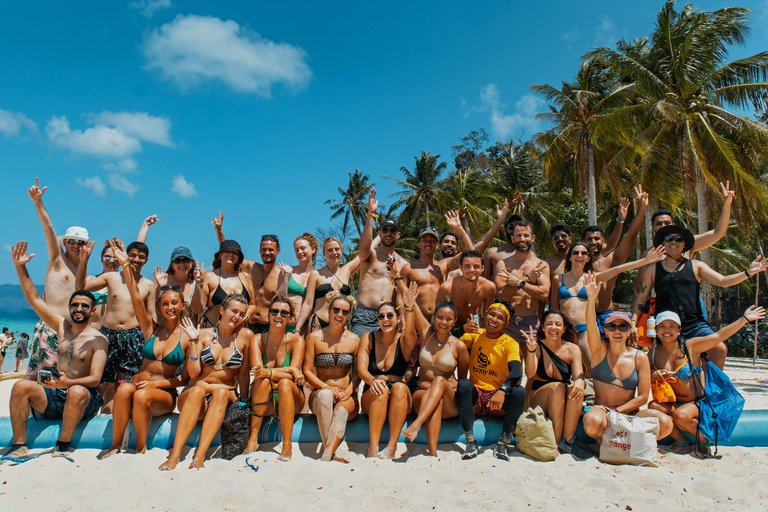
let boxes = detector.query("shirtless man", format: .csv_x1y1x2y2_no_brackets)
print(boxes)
5,242,107,458
77,240,155,412
543,224,572,279
584,185,648,333
213,214,283,334
482,214,522,281
435,250,497,338
493,220,550,344
400,211,471,321
25,178,90,381
350,190,408,337
444,200,509,280
634,181,734,293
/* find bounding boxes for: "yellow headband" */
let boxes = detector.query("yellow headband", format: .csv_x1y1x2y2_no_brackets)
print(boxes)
488,303,510,320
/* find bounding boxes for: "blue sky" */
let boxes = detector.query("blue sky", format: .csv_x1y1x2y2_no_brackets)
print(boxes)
2,0,767,284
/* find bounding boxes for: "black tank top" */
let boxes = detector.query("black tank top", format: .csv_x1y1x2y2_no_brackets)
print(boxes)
654,259,703,330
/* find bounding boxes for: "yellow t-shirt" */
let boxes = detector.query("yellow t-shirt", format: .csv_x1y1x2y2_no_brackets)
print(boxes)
461,329,520,391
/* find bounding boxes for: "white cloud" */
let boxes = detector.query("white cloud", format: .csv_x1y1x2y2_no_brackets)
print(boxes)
142,14,312,96
89,111,174,147
2,244,12,253
129,0,172,18
46,116,141,159
108,173,140,197
100,158,138,173
0,108,38,137
594,15,618,47
76,176,107,196
465,84,544,140
170,174,198,198
562,28,580,41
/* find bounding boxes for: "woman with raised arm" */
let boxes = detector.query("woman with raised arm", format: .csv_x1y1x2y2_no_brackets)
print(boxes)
401,293,469,457
153,246,203,321
520,310,585,451
244,295,305,461
192,240,255,328
648,306,765,450
303,292,360,462
101,241,193,458
159,294,254,471
550,243,666,368
582,272,673,444
357,282,420,459
276,233,318,334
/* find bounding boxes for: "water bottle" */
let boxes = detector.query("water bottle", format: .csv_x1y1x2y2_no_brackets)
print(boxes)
472,313,479,325
647,315,656,338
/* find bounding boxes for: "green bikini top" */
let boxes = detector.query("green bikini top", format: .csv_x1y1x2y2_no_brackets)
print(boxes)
142,329,185,367
287,274,306,298
262,332,291,368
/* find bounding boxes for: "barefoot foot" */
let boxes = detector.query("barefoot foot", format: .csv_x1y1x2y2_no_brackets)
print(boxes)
366,446,379,458
377,445,397,459
332,455,350,463
159,456,179,471
402,423,421,442
189,458,205,469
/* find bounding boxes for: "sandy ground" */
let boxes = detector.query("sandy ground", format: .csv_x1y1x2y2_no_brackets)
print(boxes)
1,357,768,511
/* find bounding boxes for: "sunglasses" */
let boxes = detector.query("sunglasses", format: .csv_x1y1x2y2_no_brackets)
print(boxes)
174,257,192,264
663,235,685,243
66,239,86,246
380,227,398,234
377,312,396,320
269,309,290,318
552,234,569,241
332,307,351,316
605,323,631,332
160,285,182,292
262,234,279,241
571,250,589,256
69,303,91,311
102,255,117,262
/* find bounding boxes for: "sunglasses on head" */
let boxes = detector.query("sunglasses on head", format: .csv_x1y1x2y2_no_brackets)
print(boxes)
66,239,86,246
262,234,279,241
605,323,631,332
69,303,91,311
160,285,181,292
663,235,685,243
377,312,395,320
552,234,569,241
269,308,290,318
332,306,351,316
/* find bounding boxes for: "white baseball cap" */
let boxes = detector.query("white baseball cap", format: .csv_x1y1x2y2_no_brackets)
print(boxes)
656,311,681,326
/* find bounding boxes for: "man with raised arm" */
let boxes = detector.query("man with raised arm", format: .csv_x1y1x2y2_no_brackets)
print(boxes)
482,214,522,281
632,225,767,369
444,200,508,280
493,220,550,344
25,178,90,381
5,242,107,458
213,213,281,333
584,185,649,333
634,181,734,294
435,249,497,338
76,240,155,412
350,190,409,337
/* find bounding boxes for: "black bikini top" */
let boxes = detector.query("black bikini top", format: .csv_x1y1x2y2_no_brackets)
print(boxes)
314,283,351,301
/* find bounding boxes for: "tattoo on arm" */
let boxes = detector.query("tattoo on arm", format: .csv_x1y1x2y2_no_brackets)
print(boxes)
640,285,647,293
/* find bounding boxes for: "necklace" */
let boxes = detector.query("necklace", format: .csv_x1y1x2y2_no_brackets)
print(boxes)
458,277,480,309
426,331,449,348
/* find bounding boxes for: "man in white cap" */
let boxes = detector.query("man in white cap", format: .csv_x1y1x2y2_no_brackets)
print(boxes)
25,178,91,381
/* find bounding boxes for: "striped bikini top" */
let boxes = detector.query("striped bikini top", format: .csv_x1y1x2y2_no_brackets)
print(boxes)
200,328,243,368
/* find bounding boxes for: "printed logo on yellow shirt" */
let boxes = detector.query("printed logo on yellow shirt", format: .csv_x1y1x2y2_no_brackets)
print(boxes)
476,346,490,369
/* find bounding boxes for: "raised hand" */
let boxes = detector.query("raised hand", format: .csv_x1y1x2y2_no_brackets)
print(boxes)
277,262,293,275
522,325,538,353
618,197,630,221
744,305,766,322
193,262,205,284
496,199,509,221
444,210,462,230
211,211,225,229
11,242,35,267
181,317,200,342
28,177,47,202
143,215,161,227
80,240,95,263
109,240,129,267
367,189,378,216
584,271,599,300
747,256,768,277
153,266,165,282
633,184,649,208
720,180,735,203
643,245,666,264
403,281,419,309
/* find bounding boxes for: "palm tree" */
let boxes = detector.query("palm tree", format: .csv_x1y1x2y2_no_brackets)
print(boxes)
436,167,498,238
325,170,375,237
385,150,447,227
532,59,636,225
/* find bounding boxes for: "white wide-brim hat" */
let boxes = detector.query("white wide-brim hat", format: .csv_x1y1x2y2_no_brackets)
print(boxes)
57,226,90,244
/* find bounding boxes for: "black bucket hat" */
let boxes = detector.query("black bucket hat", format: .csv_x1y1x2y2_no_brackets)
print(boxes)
215,239,244,263
654,225,695,252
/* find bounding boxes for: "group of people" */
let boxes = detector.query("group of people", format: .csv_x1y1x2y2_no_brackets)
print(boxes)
0,328,29,374
3,177,764,469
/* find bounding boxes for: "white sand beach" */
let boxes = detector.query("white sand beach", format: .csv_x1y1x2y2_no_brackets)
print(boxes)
1,358,768,511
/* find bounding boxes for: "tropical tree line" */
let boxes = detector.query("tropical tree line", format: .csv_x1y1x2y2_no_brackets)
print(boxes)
322,1,768,348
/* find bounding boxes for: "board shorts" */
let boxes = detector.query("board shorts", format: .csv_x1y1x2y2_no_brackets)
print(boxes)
502,314,540,344
350,305,379,337
32,386,103,421
27,320,58,378
99,326,145,383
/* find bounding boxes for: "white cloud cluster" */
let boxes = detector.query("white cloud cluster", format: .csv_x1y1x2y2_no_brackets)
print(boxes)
594,15,618,47
129,0,173,18
465,84,545,140
47,110,173,197
0,108,38,138
171,174,198,198
142,14,312,95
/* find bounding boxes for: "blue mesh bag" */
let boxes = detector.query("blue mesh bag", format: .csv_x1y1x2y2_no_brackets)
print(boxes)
697,360,744,444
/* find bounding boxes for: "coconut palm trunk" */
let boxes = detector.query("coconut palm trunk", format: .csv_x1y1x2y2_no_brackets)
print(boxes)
587,143,597,225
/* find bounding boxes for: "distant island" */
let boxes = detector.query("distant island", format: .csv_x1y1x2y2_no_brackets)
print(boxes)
0,284,44,319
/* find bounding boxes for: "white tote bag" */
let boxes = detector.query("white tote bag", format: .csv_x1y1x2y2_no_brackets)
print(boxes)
599,411,659,467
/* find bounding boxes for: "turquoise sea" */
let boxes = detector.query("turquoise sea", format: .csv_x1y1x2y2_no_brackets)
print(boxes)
0,314,38,373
